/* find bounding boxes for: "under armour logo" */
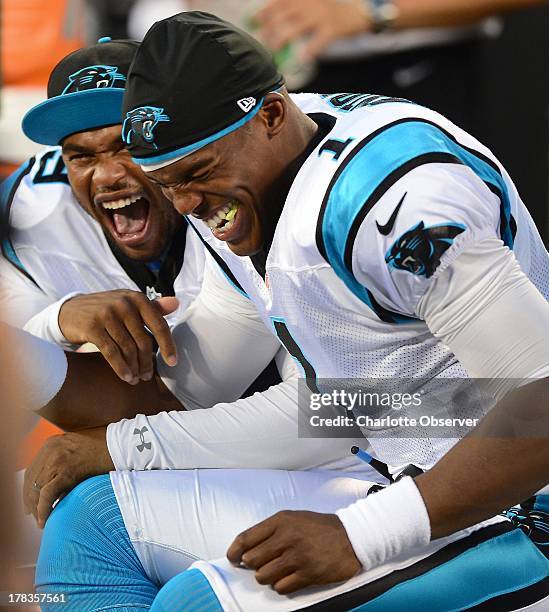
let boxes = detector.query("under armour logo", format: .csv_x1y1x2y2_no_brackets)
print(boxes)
146,286,162,300
134,426,152,452
237,97,256,113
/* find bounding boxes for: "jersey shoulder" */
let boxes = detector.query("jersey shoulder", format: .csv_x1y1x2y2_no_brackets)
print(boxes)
2,147,72,230
0,148,110,287
289,94,519,320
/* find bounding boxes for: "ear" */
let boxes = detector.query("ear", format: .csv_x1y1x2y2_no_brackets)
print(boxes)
259,92,286,138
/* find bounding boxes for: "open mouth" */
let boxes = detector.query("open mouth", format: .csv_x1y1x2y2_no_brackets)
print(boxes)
100,194,151,247
205,200,240,239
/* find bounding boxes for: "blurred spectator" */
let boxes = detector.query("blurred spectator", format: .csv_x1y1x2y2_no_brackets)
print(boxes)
0,0,86,173
252,1,549,241
128,0,189,40
88,0,139,40
251,1,545,123
0,223,24,598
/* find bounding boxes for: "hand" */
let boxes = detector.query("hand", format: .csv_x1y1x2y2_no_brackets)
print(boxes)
254,0,371,61
59,290,179,384
227,510,361,594
23,428,114,528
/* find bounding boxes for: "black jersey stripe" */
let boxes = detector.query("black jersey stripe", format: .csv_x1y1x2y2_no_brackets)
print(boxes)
469,577,549,611
186,219,248,297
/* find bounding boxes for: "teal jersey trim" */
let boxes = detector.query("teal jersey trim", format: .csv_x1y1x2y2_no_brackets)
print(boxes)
351,529,549,612
317,118,513,324
534,495,549,514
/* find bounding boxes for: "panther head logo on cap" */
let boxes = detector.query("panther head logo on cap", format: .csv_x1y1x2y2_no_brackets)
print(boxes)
122,106,171,150
62,65,126,94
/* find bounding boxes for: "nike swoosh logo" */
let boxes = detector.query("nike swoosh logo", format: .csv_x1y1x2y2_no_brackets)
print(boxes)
376,193,407,236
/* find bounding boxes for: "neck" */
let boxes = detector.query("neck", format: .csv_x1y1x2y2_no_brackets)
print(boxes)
267,110,319,205
259,112,320,252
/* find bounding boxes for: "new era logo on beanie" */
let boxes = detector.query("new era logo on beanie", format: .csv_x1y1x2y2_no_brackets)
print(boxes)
23,38,139,146
123,12,284,169
237,97,257,113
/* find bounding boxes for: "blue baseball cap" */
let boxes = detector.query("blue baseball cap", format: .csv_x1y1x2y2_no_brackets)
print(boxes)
22,38,139,146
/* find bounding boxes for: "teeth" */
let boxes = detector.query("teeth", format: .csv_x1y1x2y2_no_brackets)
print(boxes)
102,194,141,210
222,218,235,231
204,201,239,231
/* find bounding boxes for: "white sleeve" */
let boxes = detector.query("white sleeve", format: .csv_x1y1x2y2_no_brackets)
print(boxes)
0,257,79,347
106,376,358,471
417,237,549,397
352,163,502,317
22,293,81,348
157,255,281,410
0,259,53,327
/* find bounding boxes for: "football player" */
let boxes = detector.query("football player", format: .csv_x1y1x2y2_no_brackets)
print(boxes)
121,13,546,610
0,38,203,388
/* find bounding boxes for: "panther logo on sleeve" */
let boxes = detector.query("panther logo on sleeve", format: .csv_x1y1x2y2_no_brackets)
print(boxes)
122,106,171,150
385,221,466,278
62,65,126,94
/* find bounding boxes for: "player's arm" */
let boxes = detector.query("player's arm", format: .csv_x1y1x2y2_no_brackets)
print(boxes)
155,255,283,409
227,263,549,593
105,258,356,471
23,260,360,525
413,239,549,537
38,351,183,432
0,255,180,385
4,318,182,431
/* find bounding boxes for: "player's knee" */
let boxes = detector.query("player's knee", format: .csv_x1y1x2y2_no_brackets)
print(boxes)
36,474,125,585
150,568,222,612
36,474,157,609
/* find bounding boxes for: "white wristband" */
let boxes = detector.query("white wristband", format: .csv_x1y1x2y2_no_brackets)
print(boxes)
23,292,81,349
336,476,431,571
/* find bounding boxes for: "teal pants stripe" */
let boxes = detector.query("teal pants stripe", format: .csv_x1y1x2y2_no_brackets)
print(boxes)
351,529,549,612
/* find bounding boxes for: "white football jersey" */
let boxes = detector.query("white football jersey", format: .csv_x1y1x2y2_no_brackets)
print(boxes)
187,93,549,468
0,147,205,329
